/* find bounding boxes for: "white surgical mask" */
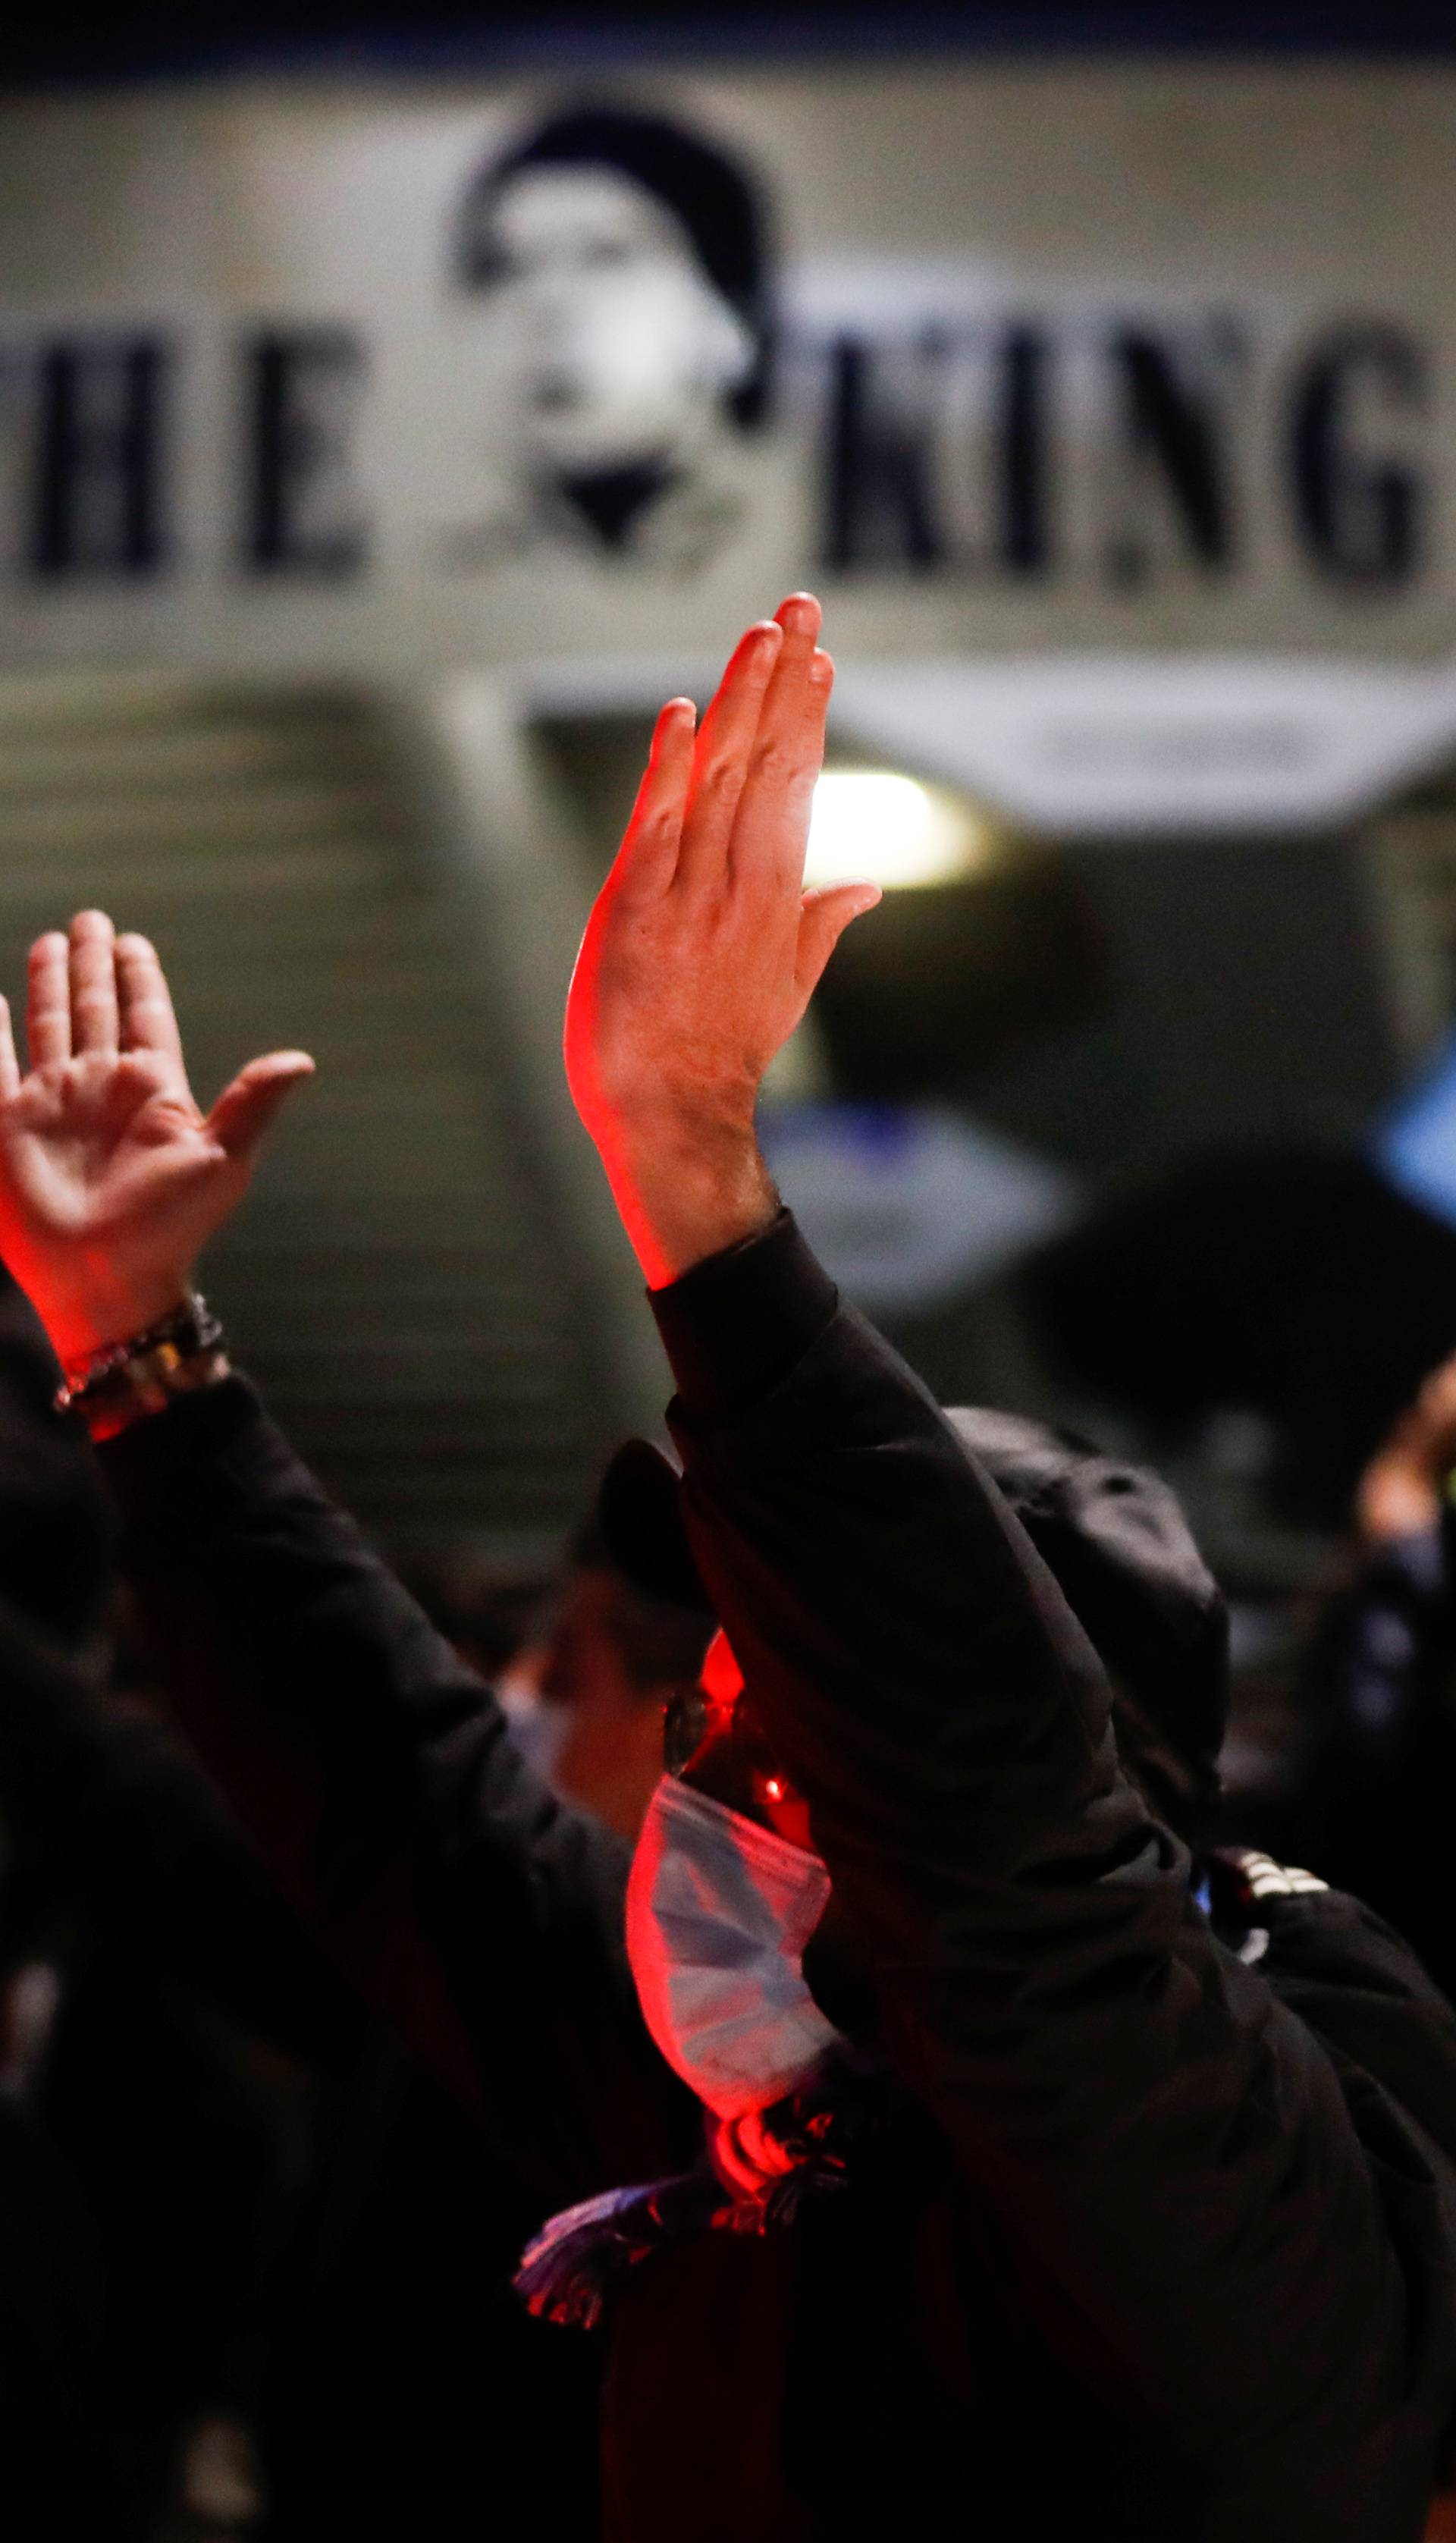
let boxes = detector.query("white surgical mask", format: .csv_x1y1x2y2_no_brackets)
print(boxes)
626,1776,839,2121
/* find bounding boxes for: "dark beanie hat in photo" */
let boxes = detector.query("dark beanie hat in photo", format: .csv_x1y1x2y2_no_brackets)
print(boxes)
454,102,774,427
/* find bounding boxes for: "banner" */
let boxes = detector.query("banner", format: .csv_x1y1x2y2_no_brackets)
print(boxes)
0,61,1451,678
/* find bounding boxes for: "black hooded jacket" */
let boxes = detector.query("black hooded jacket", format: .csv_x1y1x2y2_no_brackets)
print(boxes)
94,1215,1456,2541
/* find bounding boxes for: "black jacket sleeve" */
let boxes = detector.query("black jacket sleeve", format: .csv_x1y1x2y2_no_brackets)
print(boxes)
651,1213,1456,2514
96,1375,694,2206
0,1589,364,2067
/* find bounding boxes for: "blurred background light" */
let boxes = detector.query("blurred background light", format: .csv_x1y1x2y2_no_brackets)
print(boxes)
803,768,992,890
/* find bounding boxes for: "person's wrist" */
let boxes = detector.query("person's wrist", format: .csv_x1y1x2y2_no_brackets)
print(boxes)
77,1330,231,1441
601,1102,777,1286
40,1266,196,1374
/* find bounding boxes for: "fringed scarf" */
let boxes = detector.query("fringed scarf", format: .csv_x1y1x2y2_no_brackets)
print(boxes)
515,2047,900,2331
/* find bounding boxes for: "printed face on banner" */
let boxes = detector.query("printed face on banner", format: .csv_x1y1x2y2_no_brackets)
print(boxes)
443,108,770,571
479,171,754,475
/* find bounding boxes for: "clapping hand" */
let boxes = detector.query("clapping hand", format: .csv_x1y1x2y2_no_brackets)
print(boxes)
564,593,880,1286
0,911,312,1369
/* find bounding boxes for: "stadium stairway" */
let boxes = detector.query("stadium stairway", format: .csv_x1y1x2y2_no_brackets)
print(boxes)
0,670,654,1562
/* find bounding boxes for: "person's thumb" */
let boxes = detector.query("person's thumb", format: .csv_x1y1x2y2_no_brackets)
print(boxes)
206,1051,315,1165
794,881,882,1003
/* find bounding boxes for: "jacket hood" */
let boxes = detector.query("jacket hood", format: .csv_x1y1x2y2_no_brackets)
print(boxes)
599,1408,1228,1841
942,1409,1227,1838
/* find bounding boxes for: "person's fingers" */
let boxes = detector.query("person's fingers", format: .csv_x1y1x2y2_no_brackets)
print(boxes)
68,910,120,1056
733,625,834,890
27,933,71,1068
0,997,18,1103
776,592,821,635
1357,1456,1441,1546
750,596,824,824
760,592,821,739
676,621,783,887
614,699,697,898
757,597,822,751
1417,1353,1456,1421
792,645,836,851
115,933,186,1066
793,880,882,1004
206,1051,315,1163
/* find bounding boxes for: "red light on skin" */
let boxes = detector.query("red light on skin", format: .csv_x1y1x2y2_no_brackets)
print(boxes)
698,1628,816,1852
761,1782,814,1853
700,1628,744,1710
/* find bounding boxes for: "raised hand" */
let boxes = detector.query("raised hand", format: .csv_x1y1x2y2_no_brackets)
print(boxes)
0,911,313,1368
564,593,879,1286
1357,1348,1456,1545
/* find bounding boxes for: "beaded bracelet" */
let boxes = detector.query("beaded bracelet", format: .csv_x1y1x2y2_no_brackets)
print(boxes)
54,1292,228,1430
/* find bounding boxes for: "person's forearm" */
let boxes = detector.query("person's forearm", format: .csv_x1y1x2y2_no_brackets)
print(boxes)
604,1109,780,1289
650,1214,1126,1874
98,1375,693,2194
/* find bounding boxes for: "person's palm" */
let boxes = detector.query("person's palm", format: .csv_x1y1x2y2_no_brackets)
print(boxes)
3,1050,228,1289
0,915,312,1365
